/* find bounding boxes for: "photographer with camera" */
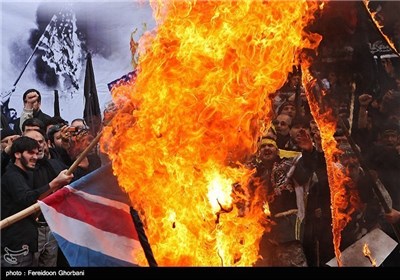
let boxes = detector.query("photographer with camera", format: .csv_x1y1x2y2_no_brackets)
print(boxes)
45,122,100,267
47,120,101,177
70,118,101,171
47,124,72,164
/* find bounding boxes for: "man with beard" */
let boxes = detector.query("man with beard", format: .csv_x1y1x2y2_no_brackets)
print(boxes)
23,129,73,267
1,137,72,267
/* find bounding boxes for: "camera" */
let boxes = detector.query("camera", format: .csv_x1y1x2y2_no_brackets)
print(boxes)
51,124,62,132
72,127,89,137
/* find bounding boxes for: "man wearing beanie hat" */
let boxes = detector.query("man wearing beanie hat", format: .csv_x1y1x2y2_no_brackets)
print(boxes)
277,100,297,119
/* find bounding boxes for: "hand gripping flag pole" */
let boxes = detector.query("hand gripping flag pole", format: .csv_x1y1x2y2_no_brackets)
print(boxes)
0,130,102,230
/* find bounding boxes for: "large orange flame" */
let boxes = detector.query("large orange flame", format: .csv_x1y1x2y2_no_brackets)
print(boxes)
302,59,361,267
102,0,321,266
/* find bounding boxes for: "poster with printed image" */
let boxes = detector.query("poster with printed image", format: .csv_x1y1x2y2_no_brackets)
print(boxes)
1,0,155,124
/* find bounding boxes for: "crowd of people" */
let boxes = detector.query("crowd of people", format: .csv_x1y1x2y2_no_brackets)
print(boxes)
1,1,400,268
247,62,400,266
1,89,102,267
1,61,399,267
243,1,400,266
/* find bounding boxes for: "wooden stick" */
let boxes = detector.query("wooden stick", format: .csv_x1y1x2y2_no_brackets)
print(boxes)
0,131,102,230
0,204,41,230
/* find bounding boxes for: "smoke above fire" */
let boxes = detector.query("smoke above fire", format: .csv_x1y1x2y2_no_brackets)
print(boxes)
21,2,147,93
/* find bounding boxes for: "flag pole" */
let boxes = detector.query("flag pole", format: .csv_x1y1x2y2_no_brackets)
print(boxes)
0,130,103,230
13,15,57,87
53,89,60,117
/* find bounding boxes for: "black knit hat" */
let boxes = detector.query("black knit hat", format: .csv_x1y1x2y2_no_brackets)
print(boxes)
277,100,296,115
1,127,18,140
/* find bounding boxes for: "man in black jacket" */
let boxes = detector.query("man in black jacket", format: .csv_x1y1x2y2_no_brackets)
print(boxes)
1,137,72,267
11,89,51,135
23,129,70,266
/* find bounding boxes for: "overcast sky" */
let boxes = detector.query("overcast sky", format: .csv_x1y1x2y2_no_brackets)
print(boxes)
1,0,155,122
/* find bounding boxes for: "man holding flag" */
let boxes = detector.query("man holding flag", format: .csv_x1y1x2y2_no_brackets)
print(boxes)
2,154,156,266
1,137,73,267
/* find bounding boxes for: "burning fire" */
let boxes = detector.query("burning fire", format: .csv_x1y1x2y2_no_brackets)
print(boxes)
363,0,400,56
363,243,377,267
102,0,321,266
302,59,361,267
263,201,271,218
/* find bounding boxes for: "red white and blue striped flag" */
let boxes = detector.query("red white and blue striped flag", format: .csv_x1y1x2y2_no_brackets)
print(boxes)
38,164,152,267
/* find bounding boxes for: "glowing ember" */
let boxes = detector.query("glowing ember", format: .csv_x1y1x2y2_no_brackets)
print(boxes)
102,0,321,266
302,60,361,267
363,243,377,267
263,201,271,218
